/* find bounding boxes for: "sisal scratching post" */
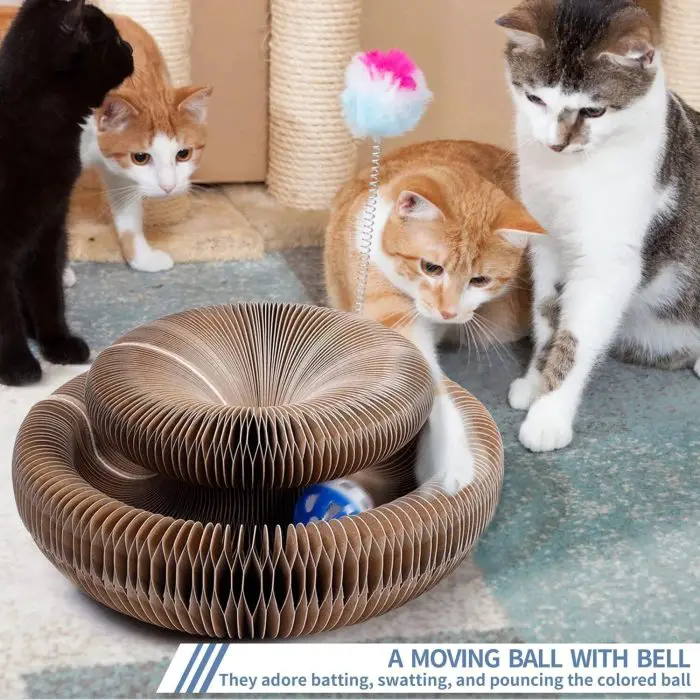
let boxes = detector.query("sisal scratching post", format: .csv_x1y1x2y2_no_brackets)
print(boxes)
268,0,361,211
96,0,192,223
661,0,700,110
96,0,191,86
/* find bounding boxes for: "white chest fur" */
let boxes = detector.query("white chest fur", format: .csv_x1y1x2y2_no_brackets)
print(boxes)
516,72,669,271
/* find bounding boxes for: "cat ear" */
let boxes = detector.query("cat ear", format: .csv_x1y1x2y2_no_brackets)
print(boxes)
495,7,545,51
175,86,214,124
598,10,658,69
396,190,443,222
60,0,86,35
97,93,139,133
495,200,546,249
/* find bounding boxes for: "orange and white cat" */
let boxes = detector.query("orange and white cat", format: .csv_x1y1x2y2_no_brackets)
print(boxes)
325,140,545,493
79,15,212,273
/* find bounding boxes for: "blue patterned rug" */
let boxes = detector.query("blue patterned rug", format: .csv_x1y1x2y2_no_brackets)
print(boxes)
1,251,697,698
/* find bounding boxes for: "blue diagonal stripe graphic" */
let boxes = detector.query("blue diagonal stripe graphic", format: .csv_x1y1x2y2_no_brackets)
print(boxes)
186,643,216,694
201,645,229,693
175,643,203,694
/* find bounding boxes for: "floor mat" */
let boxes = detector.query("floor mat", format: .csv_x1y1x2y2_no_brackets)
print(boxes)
1,255,698,698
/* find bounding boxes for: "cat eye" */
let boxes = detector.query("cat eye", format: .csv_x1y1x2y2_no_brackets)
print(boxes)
580,107,607,119
526,93,545,106
470,276,492,288
420,260,444,277
176,149,193,163
131,152,151,166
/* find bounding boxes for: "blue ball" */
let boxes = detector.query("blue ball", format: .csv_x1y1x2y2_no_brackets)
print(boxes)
294,479,374,525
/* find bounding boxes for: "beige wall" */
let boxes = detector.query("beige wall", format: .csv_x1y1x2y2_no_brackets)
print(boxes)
360,0,664,163
191,0,268,183
360,0,518,159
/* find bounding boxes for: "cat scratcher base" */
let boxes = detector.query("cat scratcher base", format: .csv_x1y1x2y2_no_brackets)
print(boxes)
12,303,503,639
68,179,264,263
68,174,329,264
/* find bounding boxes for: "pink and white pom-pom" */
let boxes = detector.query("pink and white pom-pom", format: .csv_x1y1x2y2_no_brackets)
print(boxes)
341,49,432,140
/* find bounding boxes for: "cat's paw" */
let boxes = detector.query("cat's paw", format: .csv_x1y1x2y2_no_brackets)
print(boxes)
694,357,700,379
40,335,91,366
519,395,573,453
509,374,541,411
0,350,42,386
129,249,174,273
416,394,475,495
63,266,77,288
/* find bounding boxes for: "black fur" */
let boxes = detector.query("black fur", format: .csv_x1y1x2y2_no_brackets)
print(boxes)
0,0,133,385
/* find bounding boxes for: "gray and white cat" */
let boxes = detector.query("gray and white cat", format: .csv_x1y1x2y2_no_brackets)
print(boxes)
497,0,700,452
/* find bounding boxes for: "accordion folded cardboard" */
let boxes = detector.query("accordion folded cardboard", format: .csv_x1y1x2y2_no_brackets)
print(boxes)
13,303,505,639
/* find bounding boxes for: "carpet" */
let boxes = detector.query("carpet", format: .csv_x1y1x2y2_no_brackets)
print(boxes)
1,251,698,699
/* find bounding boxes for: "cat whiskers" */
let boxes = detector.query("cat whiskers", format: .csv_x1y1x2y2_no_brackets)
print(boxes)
470,313,518,368
390,308,419,331
188,183,211,196
459,319,482,367
109,185,142,209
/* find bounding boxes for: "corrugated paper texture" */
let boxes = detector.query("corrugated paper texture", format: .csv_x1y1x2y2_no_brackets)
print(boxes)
13,303,504,639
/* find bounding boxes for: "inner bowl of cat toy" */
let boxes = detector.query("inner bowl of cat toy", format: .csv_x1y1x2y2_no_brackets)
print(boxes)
13,374,503,639
85,303,434,489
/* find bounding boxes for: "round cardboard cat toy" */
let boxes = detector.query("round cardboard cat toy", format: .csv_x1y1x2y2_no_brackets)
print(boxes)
12,52,504,639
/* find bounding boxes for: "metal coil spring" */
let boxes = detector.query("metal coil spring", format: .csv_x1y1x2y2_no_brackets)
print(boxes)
355,138,382,315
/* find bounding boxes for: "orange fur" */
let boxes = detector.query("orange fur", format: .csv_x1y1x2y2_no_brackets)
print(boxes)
0,7,211,171
325,139,545,347
95,15,211,165
0,7,13,38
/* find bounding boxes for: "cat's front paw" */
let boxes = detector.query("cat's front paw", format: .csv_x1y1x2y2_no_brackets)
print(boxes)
416,394,475,495
63,266,77,288
509,374,541,411
519,395,573,453
0,349,42,386
129,248,174,273
40,335,91,366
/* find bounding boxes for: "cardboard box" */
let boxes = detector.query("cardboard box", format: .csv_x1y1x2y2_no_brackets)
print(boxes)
191,0,269,183
0,0,664,183
359,0,663,163
192,0,659,180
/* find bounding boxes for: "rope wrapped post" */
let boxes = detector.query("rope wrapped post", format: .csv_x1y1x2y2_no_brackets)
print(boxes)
95,0,192,224
95,0,192,87
268,0,362,211
662,0,700,110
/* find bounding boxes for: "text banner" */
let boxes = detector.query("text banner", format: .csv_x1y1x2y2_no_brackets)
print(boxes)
158,643,700,694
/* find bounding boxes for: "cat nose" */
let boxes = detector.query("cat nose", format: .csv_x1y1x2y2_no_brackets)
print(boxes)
161,183,176,194
440,310,458,320
549,143,566,153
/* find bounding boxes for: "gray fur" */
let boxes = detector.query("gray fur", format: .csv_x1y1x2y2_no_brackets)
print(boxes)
501,0,700,370
500,0,656,105
543,330,578,391
643,93,700,323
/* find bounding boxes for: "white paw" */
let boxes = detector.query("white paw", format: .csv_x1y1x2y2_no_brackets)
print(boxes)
62,266,77,288
519,396,574,453
129,249,174,273
416,394,475,495
509,374,541,411
694,358,700,378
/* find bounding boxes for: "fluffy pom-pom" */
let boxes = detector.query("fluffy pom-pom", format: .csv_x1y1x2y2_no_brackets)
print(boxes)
341,49,432,139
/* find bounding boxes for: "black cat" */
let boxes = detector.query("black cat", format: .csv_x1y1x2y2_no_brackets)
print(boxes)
0,0,134,386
